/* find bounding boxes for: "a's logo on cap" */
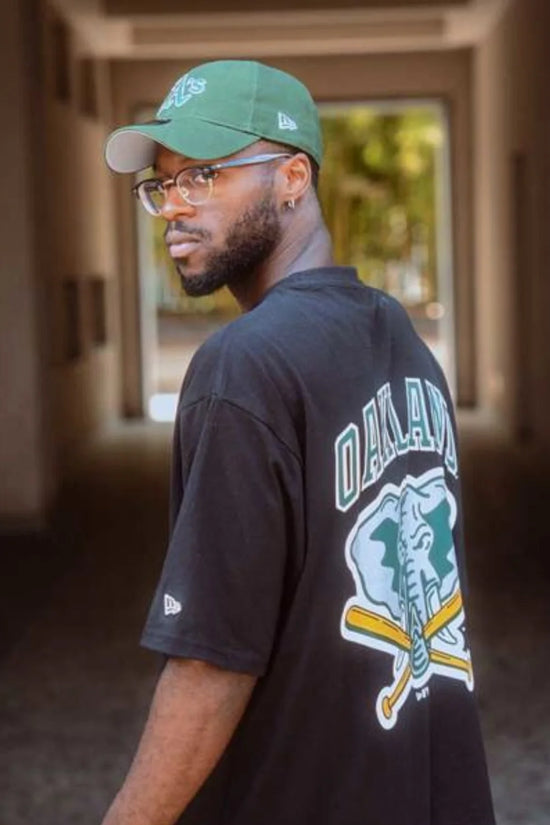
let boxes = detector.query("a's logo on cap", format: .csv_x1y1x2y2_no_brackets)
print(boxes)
278,111,298,131
157,75,207,115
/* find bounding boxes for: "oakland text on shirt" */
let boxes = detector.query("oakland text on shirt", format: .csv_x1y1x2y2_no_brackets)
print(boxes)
334,377,457,513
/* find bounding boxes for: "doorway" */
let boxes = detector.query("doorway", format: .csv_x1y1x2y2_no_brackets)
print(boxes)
319,100,455,390
134,99,455,421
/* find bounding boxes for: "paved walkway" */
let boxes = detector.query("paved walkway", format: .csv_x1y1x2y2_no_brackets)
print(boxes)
1,418,549,824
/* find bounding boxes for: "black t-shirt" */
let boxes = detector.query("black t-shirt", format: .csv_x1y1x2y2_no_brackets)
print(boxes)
141,267,495,825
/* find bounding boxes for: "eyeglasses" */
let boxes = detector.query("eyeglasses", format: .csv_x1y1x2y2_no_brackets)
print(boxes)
133,152,292,216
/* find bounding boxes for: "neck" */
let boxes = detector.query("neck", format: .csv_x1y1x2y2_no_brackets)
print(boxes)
230,207,334,312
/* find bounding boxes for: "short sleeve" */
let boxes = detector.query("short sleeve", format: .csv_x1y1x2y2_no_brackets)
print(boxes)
140,396,304,675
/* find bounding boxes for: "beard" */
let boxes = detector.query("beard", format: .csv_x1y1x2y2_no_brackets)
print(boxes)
173,190,282,297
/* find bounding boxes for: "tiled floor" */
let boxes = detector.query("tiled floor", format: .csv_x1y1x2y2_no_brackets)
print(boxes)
1,418,549,824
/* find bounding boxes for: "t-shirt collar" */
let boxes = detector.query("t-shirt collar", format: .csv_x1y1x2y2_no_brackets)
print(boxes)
257,266,360,305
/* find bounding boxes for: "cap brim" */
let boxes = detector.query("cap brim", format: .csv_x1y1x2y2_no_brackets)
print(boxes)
104,118,260,173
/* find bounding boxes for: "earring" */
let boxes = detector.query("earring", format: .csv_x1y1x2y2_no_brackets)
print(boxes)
286,199,296,210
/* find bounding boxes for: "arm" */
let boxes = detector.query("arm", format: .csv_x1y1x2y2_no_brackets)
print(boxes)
101,657,257,825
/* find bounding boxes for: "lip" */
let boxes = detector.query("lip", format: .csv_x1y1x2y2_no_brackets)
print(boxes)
168,240,201,258
165,233,202,258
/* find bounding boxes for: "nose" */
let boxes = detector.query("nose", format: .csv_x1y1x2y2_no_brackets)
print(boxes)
159,183,197,221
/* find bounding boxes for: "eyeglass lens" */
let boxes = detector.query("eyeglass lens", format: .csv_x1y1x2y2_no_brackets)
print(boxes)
139,181,165,215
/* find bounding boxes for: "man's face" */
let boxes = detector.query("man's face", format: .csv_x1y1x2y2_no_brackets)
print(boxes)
155,145,282,298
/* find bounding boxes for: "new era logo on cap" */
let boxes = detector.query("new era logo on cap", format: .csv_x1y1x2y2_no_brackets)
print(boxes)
164,593,182,616
278,111,298,131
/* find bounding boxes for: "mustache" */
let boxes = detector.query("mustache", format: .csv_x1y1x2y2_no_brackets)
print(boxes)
163,221,211,242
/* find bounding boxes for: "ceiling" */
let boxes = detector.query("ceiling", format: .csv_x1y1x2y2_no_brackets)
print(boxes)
52,0,511,59
105,0,471,12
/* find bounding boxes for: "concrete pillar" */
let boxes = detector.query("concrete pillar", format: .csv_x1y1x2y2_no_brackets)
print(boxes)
0,0,54,524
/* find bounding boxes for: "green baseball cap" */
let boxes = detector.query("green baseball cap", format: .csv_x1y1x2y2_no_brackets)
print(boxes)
105,60,323,173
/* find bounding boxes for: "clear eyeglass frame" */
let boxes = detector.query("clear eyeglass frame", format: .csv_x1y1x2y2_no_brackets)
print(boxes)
133,152,292,216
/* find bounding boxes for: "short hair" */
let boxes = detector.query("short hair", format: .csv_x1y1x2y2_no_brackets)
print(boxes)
306,154,320,192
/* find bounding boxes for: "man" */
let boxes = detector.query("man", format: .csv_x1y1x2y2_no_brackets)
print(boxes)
102,60,495,825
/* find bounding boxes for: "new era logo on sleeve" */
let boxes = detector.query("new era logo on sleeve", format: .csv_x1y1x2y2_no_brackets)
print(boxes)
164,593,182,616
278,111,298,131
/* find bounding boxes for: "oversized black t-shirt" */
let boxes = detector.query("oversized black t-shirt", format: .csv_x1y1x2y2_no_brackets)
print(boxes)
141,267,495,825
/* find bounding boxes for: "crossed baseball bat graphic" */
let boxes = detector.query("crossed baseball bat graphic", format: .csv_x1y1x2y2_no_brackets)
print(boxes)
344,589,473,723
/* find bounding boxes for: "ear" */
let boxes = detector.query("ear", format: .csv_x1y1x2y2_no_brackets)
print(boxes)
275,153,311,207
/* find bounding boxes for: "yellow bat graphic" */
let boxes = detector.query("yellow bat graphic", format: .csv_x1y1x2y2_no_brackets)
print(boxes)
345,590,472,722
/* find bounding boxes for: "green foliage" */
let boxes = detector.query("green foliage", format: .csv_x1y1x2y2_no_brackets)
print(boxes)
319,105,443,304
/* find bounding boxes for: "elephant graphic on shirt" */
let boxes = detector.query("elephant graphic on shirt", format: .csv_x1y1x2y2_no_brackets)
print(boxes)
341,467,473,728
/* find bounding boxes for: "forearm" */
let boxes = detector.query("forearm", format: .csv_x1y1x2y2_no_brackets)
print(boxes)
101,657,256,825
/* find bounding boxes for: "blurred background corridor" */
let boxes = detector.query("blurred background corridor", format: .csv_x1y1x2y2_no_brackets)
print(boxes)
2,0,550,822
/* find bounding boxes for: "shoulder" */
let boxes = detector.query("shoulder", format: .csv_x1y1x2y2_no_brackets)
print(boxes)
178,310,300,443
177,299,313,458
366,286,415,327
180,313,276,402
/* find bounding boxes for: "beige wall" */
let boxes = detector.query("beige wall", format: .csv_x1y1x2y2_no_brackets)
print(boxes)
40,4,121,465
474,0,550,440
0,0,54,524
112,48,475,412
0,1,122,522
